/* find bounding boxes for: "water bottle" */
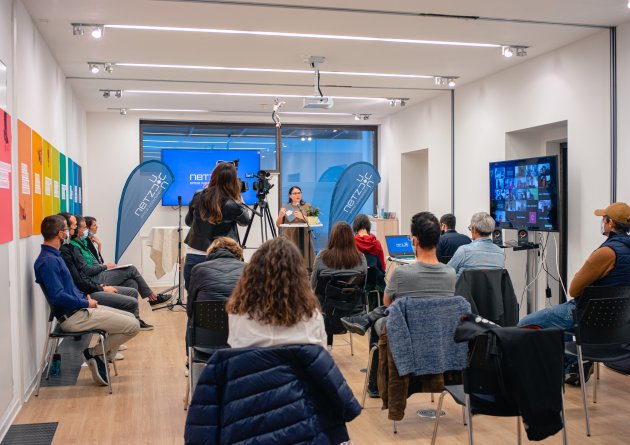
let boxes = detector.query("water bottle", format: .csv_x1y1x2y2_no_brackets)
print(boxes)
50,353,61,376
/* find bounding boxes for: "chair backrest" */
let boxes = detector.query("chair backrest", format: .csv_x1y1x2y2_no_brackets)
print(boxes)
192,300,229,348
315,273,366,335
455,269,518,326
574,286,630,346
36,281,57,323
386,296,471,376
439,255,452,264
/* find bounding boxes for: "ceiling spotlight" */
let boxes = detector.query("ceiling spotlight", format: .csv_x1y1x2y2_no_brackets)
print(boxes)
435,77,457,88
307,137,312,141
119,108,128,115
72,24,84,36
102,90,110,98
89,63,100,74
389,99,396,107
502,46,514,58
91,25,104,39
300,137,306,141
114,90,122,98
104,63,113,73
400,99,406,107
354,114,370,121
515,47,528,57
448,78,456,88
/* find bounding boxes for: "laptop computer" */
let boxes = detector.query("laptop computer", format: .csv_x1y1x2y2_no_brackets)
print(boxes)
385,235,415,260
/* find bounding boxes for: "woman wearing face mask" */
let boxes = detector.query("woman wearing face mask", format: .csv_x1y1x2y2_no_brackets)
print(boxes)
84,216,104,264
59,214,150,331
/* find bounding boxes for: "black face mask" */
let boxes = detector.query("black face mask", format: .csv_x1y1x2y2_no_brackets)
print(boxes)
441,229,445,235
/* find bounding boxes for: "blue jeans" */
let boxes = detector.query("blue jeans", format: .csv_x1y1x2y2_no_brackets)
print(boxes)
518,300,578,372
183,253,206,291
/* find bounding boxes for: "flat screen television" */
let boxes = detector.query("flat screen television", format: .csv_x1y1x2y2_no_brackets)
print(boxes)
489,155,559,231
161,149,261,206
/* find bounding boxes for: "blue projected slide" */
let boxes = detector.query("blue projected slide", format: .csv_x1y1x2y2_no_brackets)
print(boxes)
161,149,261,206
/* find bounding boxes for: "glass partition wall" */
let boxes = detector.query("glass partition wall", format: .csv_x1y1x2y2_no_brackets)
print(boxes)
140,121,377,252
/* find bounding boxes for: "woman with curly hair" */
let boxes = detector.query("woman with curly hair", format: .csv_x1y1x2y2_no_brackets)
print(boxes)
226,237,326,348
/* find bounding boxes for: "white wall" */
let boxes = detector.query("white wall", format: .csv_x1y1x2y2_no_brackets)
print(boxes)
0,0,87,439
381,29,613,311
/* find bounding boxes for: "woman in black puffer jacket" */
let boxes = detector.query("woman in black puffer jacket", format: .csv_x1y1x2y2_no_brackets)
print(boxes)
186,237,245,320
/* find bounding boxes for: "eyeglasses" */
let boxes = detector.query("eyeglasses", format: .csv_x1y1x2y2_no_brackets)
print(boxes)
290,192,302,195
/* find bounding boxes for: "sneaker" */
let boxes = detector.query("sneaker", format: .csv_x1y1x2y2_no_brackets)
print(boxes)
114,352,124,361
564,361,594,386
83,348,109,386
340,314,370,336
139,319,154,331
149,293,171,306
118,344,128,351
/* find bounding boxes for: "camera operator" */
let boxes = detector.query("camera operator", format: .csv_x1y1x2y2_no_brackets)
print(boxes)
276,185,315,269
183,162,252,290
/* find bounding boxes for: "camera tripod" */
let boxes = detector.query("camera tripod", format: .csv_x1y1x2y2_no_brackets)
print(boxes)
241,195,277,248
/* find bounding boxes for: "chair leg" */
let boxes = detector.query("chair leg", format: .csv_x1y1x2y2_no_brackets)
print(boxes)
462,405,467,425
350,332,354,356
561,386,568,445
516,417,522,445
593,362,599,403
188,347,194,409
431,391,448,445
112,359,119,377
99,334,112,394
393,420,397,434
465,393,474,445
361,345,378,408
577,345,591,436
34,333,53,397
431,392,435,403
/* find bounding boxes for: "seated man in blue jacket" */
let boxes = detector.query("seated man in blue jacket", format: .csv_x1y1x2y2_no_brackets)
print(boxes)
436,213,471,263
34,215,140,386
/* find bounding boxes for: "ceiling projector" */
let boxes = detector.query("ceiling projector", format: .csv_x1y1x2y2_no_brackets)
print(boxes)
303,96,334,109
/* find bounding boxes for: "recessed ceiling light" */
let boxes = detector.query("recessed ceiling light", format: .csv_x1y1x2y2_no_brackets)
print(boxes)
105,24,507,48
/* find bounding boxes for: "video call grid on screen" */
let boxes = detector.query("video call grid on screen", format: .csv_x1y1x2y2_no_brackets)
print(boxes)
161,149,261,206
385,235,414,256
489,155,559,232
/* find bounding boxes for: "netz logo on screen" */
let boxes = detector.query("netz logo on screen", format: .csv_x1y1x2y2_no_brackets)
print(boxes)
135,173,169,217
343,172,375,213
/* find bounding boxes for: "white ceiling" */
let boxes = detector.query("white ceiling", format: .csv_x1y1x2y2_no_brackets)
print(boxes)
21,0,630,122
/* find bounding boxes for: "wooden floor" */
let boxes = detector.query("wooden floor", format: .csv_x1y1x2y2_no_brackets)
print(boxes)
15,300,630,445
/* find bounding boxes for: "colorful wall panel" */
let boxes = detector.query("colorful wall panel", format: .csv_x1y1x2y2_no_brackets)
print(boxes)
67,157,74,213
60,152,67,213
42,140,52,217
31,131,43,235
77,164,82,215
52,146,60,214
17,120,33,238
0,109,12,244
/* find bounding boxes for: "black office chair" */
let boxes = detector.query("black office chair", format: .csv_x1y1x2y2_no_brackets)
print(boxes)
431,329,568,445
564,286,630,436
35,282,115,395
186,300,230,408
314,273,366,354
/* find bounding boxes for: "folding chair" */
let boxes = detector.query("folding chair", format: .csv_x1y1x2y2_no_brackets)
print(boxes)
186,300,230,408
432,329,568,445
314,273,366,354
565,286,630,436
35,282,116,395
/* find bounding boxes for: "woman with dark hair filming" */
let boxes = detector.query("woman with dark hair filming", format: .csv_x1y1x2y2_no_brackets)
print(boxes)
276,185,315,269
226,236,326,348
184,162,252,290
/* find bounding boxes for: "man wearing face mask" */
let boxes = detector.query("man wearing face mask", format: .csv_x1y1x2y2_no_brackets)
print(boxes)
518,202,630,384
34,215,140,386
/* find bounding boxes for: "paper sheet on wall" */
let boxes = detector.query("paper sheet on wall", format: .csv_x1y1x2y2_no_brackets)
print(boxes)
21,163,30,195
53,180,59,198
61,184,67,200
44,177,52,196
34,173,41,194
0,161,10,189
78,187,82,204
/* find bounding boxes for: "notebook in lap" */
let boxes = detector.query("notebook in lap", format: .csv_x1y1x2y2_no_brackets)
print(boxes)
385,235,416,260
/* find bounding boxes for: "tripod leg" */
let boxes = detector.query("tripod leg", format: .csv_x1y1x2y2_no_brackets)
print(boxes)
264,205,277,238
241,202,259,248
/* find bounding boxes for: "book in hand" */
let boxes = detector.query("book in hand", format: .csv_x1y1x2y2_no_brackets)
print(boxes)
110,264,132,270
283,203,297,223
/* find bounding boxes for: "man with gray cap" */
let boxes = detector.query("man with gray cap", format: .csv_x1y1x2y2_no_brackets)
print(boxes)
447,212,504,278
519,202,630,384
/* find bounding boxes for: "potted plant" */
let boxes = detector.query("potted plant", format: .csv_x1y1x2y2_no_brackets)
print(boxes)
306,206,321,225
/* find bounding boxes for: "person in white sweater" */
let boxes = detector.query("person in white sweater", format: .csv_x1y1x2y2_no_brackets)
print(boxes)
227,237,326,348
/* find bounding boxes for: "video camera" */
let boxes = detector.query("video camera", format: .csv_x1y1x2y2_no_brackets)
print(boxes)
247,170,273,200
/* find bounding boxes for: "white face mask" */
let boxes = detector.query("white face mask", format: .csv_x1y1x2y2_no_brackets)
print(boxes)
64,230,70,243
601,219,609,236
